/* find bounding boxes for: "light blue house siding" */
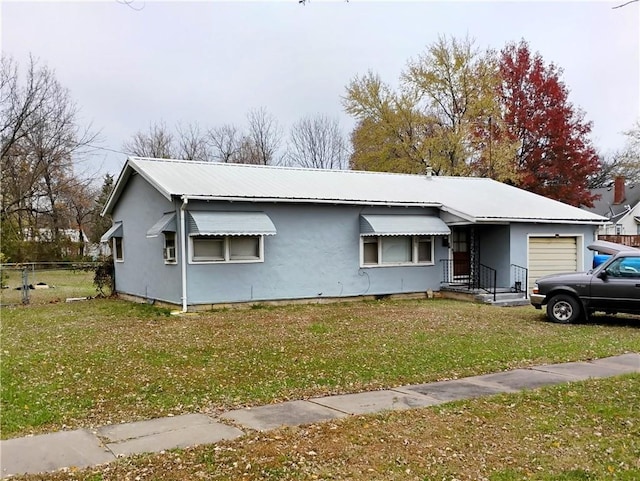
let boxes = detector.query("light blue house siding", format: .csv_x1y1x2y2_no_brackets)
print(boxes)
475,223,597,291
185,203,448,305
477,224,511,287
111,173,449,306
102,157,608,309
509,223,598,272
110,172,181,304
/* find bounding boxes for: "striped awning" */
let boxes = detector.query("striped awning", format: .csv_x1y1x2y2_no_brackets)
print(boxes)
360,215,450,236
100,221,123,243
188,211,276,236
146,213,177,238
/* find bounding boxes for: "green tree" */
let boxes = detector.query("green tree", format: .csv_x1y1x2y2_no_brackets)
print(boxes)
344,36,515,179
401,35,502,176
89,174,114,244
343,71,436,173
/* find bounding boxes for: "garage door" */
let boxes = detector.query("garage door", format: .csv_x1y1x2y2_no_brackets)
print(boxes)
528,237,578,293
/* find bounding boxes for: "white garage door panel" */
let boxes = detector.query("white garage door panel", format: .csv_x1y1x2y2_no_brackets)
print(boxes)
529,237,578,292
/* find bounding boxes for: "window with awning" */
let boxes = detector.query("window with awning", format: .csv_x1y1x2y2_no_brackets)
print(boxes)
100,221,123,243
187,211,275,264
146,213,177,238
359,215,448,267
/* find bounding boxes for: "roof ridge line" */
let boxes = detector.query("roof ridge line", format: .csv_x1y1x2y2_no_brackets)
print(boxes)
129,156,480,180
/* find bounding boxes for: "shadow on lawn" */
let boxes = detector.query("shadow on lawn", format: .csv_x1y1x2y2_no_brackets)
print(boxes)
535,311,640,328
584,313,640,328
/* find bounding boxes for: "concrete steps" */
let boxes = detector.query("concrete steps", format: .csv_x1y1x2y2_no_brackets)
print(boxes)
440,286,529,307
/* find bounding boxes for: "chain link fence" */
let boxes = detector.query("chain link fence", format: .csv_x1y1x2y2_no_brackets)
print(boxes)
0,262,100,307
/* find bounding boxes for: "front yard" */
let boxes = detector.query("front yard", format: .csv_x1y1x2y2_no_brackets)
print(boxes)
3,295,640,480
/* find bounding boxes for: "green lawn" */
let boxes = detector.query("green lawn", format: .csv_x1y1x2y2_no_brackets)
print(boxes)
3,291,640,481
0,268,96,306
9,376,640,480
2,295,639,441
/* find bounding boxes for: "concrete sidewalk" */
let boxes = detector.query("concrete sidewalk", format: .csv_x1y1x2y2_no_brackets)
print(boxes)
2,353,638,478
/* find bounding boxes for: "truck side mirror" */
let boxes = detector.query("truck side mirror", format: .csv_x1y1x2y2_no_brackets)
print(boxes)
597,270,608,280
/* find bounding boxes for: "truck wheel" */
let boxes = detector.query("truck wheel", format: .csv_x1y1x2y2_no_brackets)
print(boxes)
546,294,581,324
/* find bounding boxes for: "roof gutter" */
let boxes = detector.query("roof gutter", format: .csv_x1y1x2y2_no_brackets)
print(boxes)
172,195,442,208
180,195,189,312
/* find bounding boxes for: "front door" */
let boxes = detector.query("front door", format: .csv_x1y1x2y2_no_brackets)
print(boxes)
452,227,470,278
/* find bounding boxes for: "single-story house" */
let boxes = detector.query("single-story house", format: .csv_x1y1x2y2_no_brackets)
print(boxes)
582,176,640,236
101,157,607,311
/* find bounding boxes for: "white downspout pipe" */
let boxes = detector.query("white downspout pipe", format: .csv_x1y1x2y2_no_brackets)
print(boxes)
180,195,189,312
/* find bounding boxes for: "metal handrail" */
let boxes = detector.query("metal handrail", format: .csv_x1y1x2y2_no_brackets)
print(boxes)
476,263,497,301
510,264,528,296
441,259,497,301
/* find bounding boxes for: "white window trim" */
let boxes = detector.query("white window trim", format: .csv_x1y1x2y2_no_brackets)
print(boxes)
113,237,124,263
189,235,264,264
164,232,177,264
360,235,435,268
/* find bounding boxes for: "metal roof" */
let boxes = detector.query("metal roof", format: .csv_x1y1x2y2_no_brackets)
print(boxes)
103,157,608,225
100,221,122,243
146,213,177,238
360,215,451,236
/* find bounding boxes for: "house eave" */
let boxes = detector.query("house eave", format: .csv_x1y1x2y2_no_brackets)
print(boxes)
102,160,174,216
474,217,607,225
175,194,443,209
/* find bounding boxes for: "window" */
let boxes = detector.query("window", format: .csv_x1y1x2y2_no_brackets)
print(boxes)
191,235,262,263
363,237,379,264
114,237,123,262
361,235,433,267
164,232,177,263
606,257,640,278
615,223,623,235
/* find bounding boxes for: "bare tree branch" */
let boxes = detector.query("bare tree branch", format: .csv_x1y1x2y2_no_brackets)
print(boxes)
208,124,240,163
285,115,348,169
612,0,638,9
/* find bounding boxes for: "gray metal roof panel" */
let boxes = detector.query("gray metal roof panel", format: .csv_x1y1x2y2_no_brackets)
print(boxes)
146,213,177,238
360,215,451,236
109,157,607,224
100,221,122,243
187,211,276,236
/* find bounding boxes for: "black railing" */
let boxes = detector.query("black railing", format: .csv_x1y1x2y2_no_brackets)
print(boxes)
441,259,471,285
476,263,497,301
441,260,497,301
510,264,528,295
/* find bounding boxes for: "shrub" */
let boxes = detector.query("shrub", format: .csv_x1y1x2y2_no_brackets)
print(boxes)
93,256,115,297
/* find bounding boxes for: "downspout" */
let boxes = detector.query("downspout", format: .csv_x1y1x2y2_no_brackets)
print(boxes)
180,195,189,312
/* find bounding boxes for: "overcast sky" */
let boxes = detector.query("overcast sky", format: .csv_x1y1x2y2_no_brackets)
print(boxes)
2,1,639,179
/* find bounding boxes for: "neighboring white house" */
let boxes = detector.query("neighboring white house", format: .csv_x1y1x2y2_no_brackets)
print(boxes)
584,177,640,236
22,228,105,259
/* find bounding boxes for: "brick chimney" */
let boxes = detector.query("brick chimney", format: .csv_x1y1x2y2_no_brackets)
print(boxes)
613,176,626,205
